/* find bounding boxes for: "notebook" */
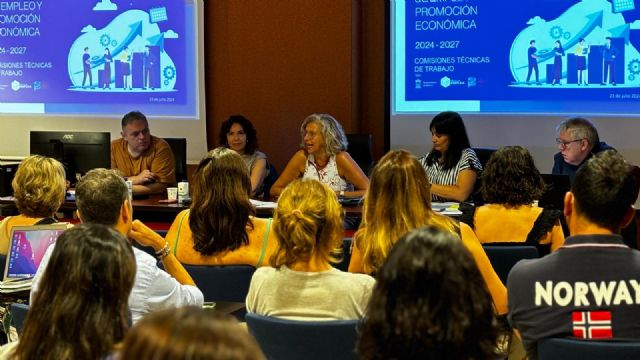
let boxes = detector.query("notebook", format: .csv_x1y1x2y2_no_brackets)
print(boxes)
1,224,67,291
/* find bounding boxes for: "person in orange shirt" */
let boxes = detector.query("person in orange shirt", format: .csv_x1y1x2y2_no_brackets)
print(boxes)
0,156,68,255
349,149,507,315
165,148,277,267
461,146,564,253
111,111,176,195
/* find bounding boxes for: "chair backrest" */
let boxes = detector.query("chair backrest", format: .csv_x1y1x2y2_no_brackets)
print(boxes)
182,264,256,303
539,174,571,211
262,162,279,200
10,302,29,335
471,147,496,170
346,134,374,175
333,238,353,272
482,244,539,284
164,138,188,182
246,313,359,360
538,338,640,360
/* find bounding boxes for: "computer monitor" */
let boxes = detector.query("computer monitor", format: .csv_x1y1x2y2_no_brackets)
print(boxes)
30,131,111,185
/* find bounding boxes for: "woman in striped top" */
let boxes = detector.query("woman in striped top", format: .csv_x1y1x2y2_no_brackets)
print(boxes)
418,111,481,202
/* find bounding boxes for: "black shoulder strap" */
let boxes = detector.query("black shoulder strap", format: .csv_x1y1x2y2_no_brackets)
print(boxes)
458,203,476,230
525,208,562,244
34,217,58,225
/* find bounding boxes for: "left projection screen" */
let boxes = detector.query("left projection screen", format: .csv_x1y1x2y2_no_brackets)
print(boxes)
0,0,198,118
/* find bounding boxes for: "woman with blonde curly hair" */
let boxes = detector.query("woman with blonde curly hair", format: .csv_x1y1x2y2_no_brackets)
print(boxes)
247,179,374,320
270,113,369,198
349,150,508,315
0,155,67,255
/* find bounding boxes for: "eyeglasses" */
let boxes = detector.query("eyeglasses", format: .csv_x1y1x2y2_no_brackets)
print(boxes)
555,138,584,149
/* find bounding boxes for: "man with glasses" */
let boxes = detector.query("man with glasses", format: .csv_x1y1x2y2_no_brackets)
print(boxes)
552,117,613,184
111,110,176,195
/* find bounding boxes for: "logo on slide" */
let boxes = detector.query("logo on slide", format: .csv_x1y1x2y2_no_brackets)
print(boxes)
440,76,451,88
11,81,20,91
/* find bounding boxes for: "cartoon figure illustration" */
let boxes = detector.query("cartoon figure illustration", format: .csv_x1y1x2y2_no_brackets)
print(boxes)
602,37,618,86
575,38,590,86
120,46,131,90
526,40,540,85
552,40,565,85
143,45,157,90
82,47,93,88
103,47,113,89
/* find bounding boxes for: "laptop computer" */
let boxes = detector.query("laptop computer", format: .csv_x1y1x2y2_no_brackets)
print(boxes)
2,224,67,287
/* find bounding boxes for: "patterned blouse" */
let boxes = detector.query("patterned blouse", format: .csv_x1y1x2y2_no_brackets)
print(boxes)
303,154,353,192
418,148,482,201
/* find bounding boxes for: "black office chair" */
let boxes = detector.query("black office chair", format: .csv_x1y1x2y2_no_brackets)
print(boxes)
262,162,279,200
333,238,353,272
10,303,29,335
346,133,374,175
164,138,188,182
181,264,256,303
482,244,539,284
470,148,496,205
537,338,640,360
246,313,359,360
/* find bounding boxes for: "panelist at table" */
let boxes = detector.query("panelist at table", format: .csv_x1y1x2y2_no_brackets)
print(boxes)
111,110,176,195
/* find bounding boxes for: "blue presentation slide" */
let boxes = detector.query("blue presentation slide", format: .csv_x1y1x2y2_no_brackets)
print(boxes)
393,0,640,115
0,0,198,117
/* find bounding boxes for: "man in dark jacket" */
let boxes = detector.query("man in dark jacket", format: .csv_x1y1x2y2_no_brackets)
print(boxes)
552,117,614,184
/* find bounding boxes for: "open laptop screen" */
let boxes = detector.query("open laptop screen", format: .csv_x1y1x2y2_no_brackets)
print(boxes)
5,225,67,281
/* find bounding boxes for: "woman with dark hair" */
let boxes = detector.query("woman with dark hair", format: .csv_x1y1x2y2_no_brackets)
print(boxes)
165,147,277,266
270,113,369,198
120,306,265,360
460,146,564,252
418,111,481,202
358,226,500,360
350,150,507,314
103,47,112,89
247,179,374,320
0,224,136,359
219,115,269,197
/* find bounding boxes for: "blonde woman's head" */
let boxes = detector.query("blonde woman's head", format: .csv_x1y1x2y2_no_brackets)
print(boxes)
270,179,343,267
12,155,66,217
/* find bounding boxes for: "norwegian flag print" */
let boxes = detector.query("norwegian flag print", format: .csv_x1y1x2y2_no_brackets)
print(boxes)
572,311,613,339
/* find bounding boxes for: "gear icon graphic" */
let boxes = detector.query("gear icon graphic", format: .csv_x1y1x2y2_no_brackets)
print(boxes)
100,34,111,47
111,40,117,47
628,59,640,75
563,32,571,40
549,26,563,40
163,66,176,80
629,74,635,81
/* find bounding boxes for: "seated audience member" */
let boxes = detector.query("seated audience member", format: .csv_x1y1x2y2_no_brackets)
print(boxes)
552,117,613,183
358,226,500,360
165,147,278,266
0,155,67,255
0,224,135,359
508,151,640,360
349,150,507,314
120,306,265,360
247,179,375,320
219,115,270,197
111,110,176,195
31,168,203,323
270,113,369,198
418,111,481,202
460,146,564,252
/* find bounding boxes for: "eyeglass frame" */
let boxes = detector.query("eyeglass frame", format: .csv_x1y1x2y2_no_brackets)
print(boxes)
555,137,585,149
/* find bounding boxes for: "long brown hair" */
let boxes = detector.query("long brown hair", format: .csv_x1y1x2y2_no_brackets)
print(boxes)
14,224,136,360
120,306,265,360
189,147,255,255
354,150,458,273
